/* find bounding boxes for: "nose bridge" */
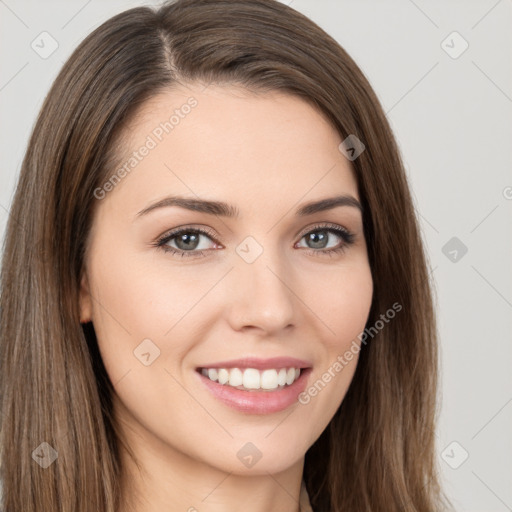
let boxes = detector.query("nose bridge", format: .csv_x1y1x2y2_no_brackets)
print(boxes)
228,235,295,332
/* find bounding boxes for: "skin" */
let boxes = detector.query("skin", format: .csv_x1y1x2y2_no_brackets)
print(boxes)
79,83,373,512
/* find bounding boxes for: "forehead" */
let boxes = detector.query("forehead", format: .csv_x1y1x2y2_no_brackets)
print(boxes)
106,84,359,215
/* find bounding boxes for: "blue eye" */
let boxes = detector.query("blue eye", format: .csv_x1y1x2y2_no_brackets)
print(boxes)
155,223,355,259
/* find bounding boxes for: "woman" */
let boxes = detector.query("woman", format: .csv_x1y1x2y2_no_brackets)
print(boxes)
0,0,451,510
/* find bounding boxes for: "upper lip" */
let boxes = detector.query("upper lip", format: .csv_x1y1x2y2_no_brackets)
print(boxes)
196,356,312,371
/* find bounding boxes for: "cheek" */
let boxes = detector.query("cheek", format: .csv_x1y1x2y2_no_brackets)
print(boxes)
309,261,374,349
85,250,167,379
329,265,373,388
87,247,218,381
296,262,372,424
89,246,185,335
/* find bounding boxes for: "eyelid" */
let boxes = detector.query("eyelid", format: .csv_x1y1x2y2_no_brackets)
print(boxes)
296,221,353,240
156,224,220,244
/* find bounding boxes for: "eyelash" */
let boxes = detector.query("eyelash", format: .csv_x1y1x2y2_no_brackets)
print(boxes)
154,222,355,260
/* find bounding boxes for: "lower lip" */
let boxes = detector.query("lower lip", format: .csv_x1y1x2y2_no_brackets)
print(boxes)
197,368,312,415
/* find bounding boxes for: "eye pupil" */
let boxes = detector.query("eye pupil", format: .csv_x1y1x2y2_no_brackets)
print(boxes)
307,231,328,249
176,232,200,250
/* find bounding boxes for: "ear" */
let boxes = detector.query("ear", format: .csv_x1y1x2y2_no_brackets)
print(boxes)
79,271,93,324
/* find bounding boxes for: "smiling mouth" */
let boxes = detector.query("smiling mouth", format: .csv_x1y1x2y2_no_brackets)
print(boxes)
197,366,303,392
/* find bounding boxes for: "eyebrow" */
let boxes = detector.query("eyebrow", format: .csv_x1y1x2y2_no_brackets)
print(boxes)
135,194,363,219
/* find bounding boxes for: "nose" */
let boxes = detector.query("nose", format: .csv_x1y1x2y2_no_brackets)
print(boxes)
226,246,296,335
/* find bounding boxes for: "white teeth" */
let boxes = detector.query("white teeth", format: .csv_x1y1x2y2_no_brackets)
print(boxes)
243,368,260,389
200,366,302,391
261,369,278,390
218,368,229,385
228,368,243,387
286,368,295,385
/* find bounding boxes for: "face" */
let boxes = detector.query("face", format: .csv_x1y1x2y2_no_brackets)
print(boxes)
80,84,373,477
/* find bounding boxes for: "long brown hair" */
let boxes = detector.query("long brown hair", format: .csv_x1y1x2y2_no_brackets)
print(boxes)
0,1,450,510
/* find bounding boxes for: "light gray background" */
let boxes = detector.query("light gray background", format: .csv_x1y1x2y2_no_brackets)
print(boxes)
1,1,511,511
